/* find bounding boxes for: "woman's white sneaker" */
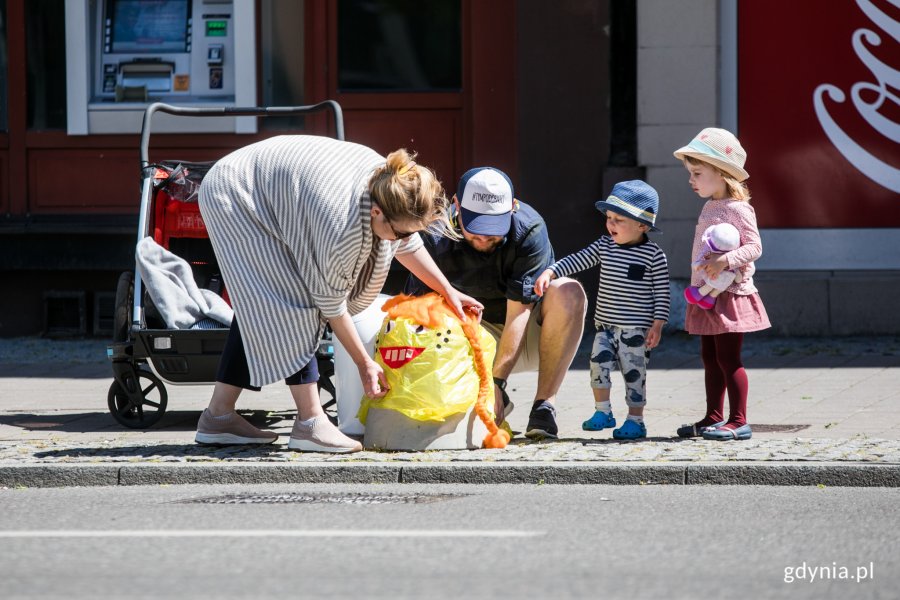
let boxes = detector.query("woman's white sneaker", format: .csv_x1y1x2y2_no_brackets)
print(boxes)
194,409,279,445
289,416,362,453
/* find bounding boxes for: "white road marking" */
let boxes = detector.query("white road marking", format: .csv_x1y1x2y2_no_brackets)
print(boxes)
0,529,545,539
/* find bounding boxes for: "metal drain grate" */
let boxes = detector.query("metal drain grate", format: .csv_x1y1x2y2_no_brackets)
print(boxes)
753,424,810,433
180,492,467,505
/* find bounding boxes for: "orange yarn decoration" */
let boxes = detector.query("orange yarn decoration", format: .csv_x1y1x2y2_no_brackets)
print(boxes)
382,294,510,449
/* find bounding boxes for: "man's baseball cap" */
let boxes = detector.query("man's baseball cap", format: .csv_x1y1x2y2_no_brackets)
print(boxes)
457,167,515,236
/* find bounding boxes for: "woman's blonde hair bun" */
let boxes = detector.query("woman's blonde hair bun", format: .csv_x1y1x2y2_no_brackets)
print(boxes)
370,149,460,239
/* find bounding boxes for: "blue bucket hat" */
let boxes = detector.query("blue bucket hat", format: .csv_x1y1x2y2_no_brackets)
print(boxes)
594,180,661,232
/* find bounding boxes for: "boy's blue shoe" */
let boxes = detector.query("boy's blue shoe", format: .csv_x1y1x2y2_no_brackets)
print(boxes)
582,411,616,431
613,419,647,440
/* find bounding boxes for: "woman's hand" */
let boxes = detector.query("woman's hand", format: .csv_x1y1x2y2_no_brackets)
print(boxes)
358,357,389,398
533,269,555,297
396,248,483,321
444,288,484,322
329,311,389,398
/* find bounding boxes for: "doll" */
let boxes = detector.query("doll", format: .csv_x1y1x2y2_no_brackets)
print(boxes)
684,222,743,310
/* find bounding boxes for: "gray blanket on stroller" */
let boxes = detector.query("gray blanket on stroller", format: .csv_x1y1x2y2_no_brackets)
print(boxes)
136,237,233,329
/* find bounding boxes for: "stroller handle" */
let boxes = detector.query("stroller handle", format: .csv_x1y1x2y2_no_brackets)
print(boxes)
139,101,345,167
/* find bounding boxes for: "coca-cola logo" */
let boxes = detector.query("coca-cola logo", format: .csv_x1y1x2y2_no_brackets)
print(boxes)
813,0,900,193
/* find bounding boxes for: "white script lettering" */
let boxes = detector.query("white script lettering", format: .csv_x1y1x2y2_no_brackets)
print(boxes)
812,0,900,193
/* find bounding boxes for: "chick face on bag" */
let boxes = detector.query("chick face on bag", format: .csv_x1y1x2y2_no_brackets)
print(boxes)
363,295,496,423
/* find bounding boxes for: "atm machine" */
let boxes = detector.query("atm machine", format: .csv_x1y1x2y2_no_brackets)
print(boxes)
66,0,256,134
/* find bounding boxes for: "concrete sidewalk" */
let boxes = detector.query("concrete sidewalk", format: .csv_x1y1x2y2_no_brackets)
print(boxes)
1,333,899,487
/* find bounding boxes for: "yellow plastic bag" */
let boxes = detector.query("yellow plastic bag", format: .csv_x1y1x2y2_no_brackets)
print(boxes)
359,294,510,448
358,294,496,424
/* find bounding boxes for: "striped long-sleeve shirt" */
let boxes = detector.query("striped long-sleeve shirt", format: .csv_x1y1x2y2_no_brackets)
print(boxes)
548,235,670,328
199,135,422,386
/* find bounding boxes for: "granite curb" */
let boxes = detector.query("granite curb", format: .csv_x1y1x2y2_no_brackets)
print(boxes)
4,437,900,464
2,462,899,489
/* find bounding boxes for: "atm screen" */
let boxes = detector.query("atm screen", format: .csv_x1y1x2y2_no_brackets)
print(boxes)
108,0,191,54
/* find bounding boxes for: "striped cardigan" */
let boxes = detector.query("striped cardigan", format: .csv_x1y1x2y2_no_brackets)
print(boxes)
199,135,422,386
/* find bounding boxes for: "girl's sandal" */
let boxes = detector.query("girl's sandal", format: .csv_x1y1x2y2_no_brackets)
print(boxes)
702,423,752,441
676,420,726,438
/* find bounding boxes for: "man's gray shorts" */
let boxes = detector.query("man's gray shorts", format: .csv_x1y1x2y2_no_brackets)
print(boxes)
481,300,543,374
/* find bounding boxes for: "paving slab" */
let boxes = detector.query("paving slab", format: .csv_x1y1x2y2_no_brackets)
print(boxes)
1,333,899,487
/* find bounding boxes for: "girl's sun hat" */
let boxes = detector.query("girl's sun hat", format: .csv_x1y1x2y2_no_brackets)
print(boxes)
673,128,749,182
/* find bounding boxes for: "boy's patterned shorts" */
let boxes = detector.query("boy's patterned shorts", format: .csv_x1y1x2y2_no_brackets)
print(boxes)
590,323,650,407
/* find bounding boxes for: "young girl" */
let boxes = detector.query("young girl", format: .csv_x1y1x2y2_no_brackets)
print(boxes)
673,128,770,441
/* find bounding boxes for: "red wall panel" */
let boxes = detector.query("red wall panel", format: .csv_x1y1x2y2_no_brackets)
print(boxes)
25,145,247,215
28,150,138,213
343,110,461,193
738,0,900,228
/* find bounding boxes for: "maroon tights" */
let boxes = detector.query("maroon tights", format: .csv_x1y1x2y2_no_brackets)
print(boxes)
697,333,748,429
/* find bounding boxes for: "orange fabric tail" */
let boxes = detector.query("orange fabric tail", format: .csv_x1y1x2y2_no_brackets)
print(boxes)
459,313,510,449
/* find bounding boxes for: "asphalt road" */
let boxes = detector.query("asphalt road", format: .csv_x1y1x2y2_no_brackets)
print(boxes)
1,483,897,599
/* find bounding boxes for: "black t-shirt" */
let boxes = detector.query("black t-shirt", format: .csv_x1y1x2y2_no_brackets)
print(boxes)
404,201,555,324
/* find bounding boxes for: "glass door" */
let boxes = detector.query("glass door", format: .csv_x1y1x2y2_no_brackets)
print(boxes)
329,0,464,186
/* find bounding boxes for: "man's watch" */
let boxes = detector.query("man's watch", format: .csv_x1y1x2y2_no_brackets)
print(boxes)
493,377,507,390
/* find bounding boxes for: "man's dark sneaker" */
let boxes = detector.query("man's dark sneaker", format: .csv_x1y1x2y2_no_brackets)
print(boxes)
525,400,558,440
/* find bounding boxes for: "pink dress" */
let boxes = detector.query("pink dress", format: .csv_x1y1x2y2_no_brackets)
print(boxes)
685,198,771,335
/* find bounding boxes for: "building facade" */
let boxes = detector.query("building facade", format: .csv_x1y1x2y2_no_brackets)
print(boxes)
0,0,896,337
639,0,900,335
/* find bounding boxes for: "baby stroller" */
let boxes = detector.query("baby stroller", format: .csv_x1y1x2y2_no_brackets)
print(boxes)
106,102,344,428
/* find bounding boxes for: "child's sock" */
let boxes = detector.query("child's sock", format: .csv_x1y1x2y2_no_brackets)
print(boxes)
626,414,644,424
594,401,612,414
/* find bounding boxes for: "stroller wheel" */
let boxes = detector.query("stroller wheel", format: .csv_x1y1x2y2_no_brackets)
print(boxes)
318,376,337,426
316,354,337,425
113,271,134,343
108,369,168,429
